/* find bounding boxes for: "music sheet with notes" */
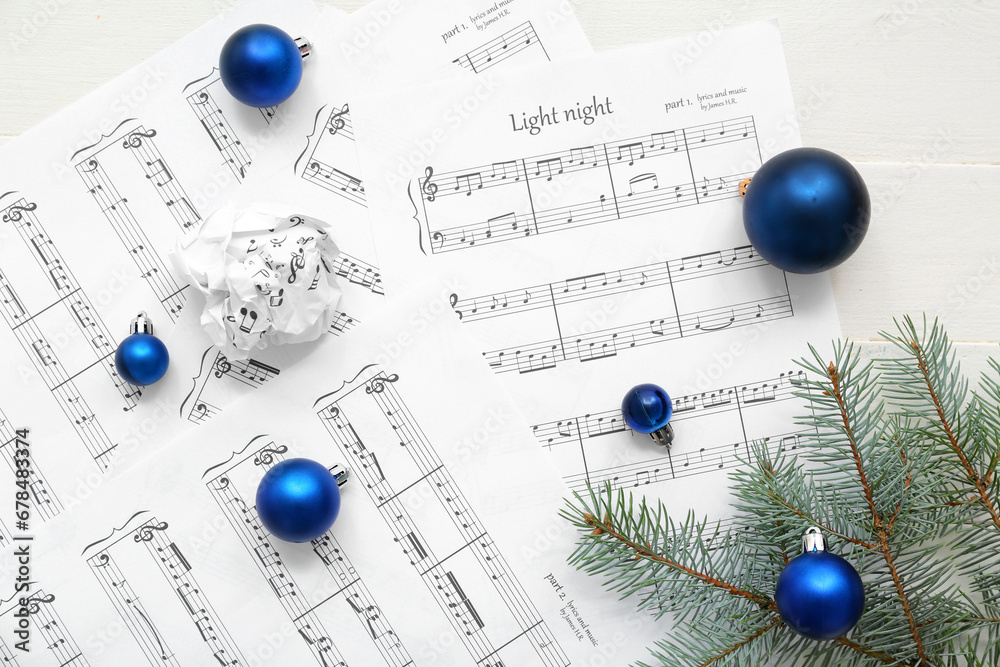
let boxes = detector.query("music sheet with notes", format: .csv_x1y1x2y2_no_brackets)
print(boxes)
0,0,324,561
154,0,593,431
0,0,592,558
353,21,843,527
6,283,659,667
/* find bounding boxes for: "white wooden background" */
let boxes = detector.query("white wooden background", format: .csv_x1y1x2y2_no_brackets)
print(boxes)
1,0,997,371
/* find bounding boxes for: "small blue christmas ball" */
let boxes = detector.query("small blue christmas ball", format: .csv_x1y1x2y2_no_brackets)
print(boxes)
220,24,302,108
114,334,169,386
621,383,672,434
776,550,865,640
256,458,342,543
743,147,870,274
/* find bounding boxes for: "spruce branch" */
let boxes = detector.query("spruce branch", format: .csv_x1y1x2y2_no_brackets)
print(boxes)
565,318,998,666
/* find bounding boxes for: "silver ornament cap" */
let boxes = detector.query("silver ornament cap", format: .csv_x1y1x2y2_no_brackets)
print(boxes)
802,526,829,553
129,311,154,335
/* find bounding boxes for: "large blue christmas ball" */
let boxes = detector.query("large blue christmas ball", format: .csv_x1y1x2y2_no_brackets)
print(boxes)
776,550,865,640
256,458,342,543
114,333,169,386
220,24,302,108
621,383,672,434
743,148,870,274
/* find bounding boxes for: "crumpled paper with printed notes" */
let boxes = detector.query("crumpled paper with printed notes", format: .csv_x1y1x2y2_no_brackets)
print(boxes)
171,203,342,359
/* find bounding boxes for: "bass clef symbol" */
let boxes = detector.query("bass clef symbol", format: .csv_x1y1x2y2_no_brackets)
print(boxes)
420,166,438,202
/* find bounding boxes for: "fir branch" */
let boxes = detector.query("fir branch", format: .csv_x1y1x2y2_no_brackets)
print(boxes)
824,355,931,665
834,636,902,665
695,617,781,667
580,509,776,611
566,317,999,665
888,317,1000,532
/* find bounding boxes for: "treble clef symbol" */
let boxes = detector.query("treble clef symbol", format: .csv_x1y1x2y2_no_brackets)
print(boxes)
2,202,37,223
25,593,55,614
253,444,289,467
122,128,157,149
328,104,348,136
365,374,399,395
420,166,438,202
213,355,232,378
288,249,306,284
134,521,169,543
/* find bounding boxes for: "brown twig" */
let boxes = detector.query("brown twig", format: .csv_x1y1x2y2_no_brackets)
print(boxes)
909,340,1000,532
696,618,781,667
835,636,906,665
827,362,930,665
582,513,777,611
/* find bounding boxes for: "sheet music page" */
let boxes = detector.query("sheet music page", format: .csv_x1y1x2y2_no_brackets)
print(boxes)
0,0,329,552
150,0,593,433
0,0,592,546
7,282,660,666
352,21,843,527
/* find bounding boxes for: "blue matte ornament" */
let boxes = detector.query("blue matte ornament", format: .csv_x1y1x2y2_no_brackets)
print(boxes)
219,24,308,108
115,312,169,386
256,458,350,543
742,147,871,274
776,527,865,641
621,383,674,448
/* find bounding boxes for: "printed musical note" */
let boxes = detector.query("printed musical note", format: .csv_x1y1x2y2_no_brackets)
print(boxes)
145,159,173,186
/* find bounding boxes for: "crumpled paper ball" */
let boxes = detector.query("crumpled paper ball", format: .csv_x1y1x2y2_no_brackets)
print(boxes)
171,203,342,359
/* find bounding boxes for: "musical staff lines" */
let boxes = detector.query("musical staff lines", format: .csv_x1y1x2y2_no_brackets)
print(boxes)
300,104,366,207
415,116,759,253
182,350,281,426
205,441,412,667
303,161,366,206
75,132,187,321
0,636,20,666
0,411,62,520
86,516,246,666
186,79,253,181
532,370,809,493
331,252,383,296
449,243,791,375
122,128,202,231
453,22,549,74
22,590,90,666
0,203,118,468
318,372,569,667
87,549,179,666
2,198,141,412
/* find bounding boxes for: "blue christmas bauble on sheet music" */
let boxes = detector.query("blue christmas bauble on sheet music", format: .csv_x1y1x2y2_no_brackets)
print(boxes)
115,334,169,386
742,148,870,274
220,24,303,108
776,528,865,641
256,458,342,543
621,383,672,434
115,313,168,386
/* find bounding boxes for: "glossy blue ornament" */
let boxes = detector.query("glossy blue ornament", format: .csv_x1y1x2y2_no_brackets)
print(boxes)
776,527,865,641
256,458,344,543
742,147,870,274
115,312,169,386
622,383,674,447
220,24,304,108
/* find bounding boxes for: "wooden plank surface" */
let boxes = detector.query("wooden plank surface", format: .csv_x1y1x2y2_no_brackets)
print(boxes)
0,0,997,351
